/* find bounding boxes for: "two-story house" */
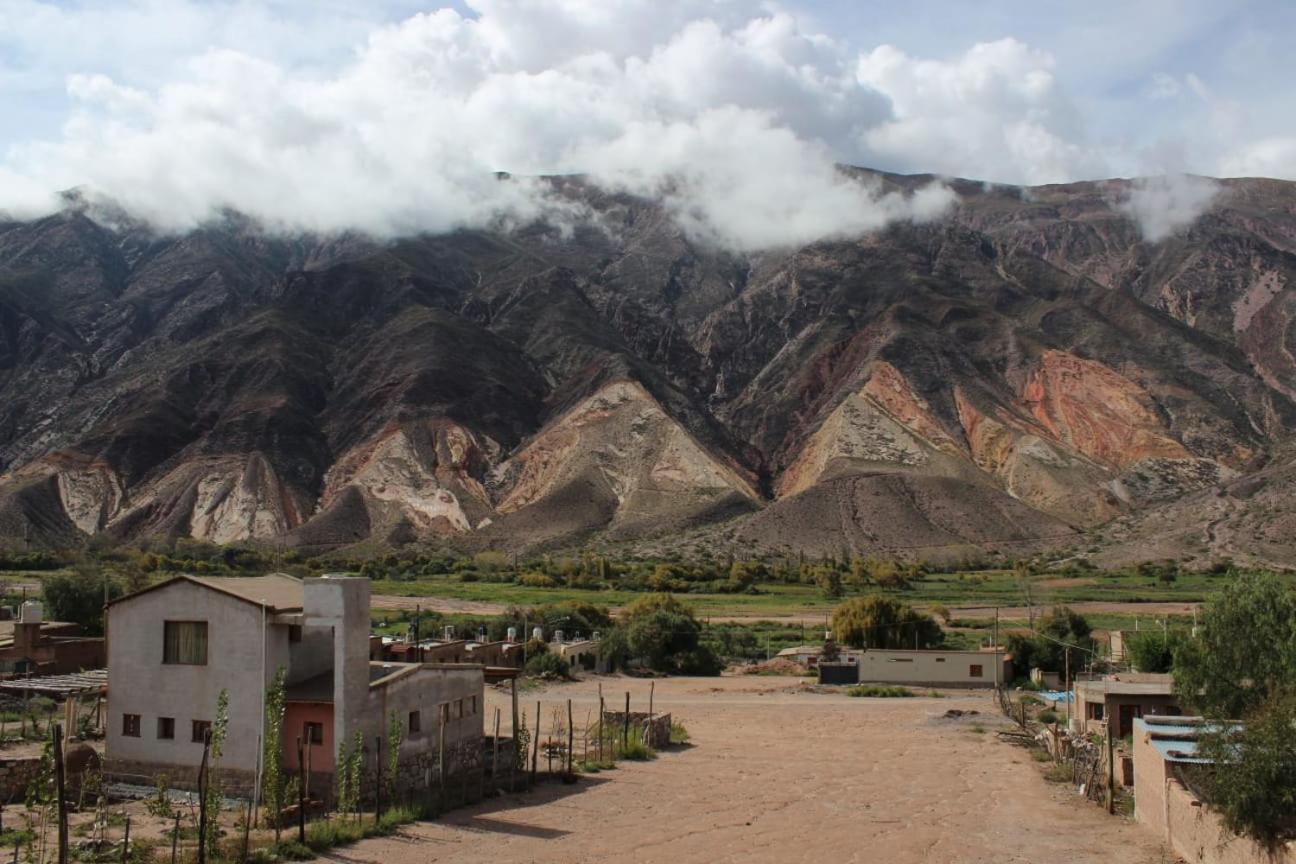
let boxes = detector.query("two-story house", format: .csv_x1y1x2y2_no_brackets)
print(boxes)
104,573,485,797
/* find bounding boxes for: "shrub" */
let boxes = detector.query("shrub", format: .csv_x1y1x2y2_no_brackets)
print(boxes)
669,722,690,744
1038,709,1059,724
525,651,570,679
846,685,913,698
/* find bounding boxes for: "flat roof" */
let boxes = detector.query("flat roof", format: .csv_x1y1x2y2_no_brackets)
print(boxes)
1076,679,1175,697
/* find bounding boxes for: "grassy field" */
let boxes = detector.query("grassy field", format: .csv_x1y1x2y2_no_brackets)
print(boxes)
368,569,1223,620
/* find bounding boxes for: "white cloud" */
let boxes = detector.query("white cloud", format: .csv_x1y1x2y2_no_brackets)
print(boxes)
855,38,1106,185
1116,174,1221,242
1,0,962,248
1,0,1281,247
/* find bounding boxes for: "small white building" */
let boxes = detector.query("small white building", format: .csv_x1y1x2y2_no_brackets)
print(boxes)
106,574,484,795
854,648,1012,688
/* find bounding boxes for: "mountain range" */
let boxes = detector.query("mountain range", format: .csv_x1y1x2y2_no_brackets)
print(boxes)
3,170,1295,566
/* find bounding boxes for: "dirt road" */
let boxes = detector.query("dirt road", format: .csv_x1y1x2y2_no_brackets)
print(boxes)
317,676,1170,864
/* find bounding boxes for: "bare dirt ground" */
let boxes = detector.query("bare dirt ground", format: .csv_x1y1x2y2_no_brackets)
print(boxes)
946,601,1201,621
369,595,508,615
316,676,1171,864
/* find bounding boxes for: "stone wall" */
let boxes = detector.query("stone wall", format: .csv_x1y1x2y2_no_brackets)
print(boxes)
0,755,42,804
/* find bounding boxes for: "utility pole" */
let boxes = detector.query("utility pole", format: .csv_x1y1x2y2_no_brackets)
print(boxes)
1064,648,1071,727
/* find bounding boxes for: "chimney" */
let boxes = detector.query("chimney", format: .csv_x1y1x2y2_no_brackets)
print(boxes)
532,627,543,642
506,627,517,643
19,601,42,624
303,576,370,756
443,624,455,641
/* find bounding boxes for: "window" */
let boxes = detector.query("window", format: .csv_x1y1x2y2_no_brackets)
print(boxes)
305,722,324,745
192,720,212,743
440,703,450,724
935,658,946,663
408,711,421,734
889,658,914,663
969,665,984,678
122,714,141,737
455,699,464,719
1087,703,1105,720
468,696,477,716
288,625,302,643
163,621,208,665
157,717,175,740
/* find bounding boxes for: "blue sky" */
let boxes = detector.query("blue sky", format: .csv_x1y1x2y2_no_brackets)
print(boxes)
1,0,1291,244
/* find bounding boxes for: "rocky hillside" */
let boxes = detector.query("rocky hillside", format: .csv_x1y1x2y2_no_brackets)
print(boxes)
2,172,1295,563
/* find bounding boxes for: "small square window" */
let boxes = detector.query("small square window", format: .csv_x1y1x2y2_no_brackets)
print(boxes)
455,699,464,719
192,720,212,743
969,665,984,678
935,658,946,663
305,722,324,745
408,711,421,733
288,625,302,643
439,703,450,723
122,714,141,737
157,717,175,740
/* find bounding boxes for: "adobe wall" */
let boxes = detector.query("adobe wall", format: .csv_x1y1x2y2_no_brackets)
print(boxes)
1163,780,1295,864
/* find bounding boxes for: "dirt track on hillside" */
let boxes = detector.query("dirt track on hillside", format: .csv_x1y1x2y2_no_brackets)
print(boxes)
317,677,1170,864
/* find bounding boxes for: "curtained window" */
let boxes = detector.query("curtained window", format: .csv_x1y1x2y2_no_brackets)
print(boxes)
163,621,208,665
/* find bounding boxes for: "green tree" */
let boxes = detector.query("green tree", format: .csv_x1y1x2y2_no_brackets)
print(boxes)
1006,606,1093,676
386,710,404,801
1125,629,1182,673
1193,691,1296,850
203,690,230,860
1174,573,1296,719
42,567,123,635
1174,574,1296,851
261,667,288,841
606,593,721,675
831,595,942,650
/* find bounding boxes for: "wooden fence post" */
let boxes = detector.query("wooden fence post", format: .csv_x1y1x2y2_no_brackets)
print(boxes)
53,723,67,864
566,700,574,775
1106,723,1116,815
530,702,540,783
623,692,630,752
491,709,501,791
120,817,130,864
196,731,211,864
170,813,179,864
649,682,655,718
598,696,605,763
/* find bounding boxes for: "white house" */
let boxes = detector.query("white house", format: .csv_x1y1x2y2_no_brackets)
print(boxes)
105,573,484,796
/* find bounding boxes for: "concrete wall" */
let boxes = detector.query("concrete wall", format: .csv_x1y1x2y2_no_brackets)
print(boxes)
106,580,290,779
284,701,335,773
856,650,1009,688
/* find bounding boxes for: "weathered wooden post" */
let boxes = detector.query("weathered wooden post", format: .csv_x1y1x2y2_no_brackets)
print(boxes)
566,700,574,774
623,692,630,752
491,708,501,791
53,723,67,864
196,730,211,864
1106,722,1116,815
120,817,130,864
530,701,540,783
170,813,180,864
